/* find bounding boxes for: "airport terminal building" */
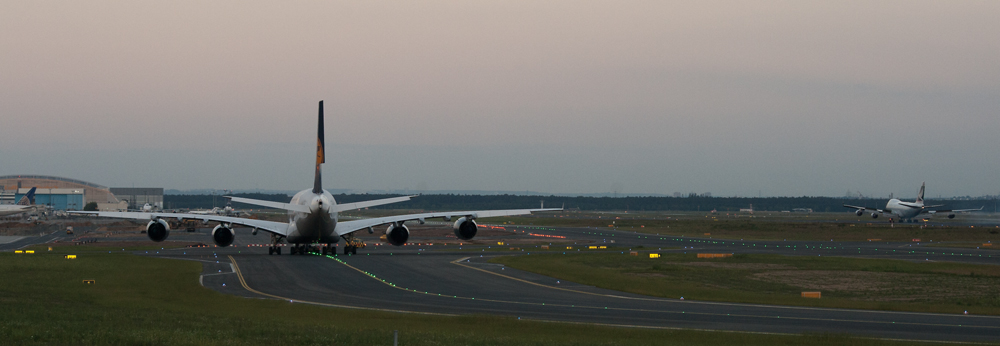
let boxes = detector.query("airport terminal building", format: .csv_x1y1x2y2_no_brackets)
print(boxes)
0,175,161,211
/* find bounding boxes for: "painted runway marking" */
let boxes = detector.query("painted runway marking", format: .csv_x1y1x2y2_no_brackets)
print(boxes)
227,255,455,316
324,253,1000,340
447,256,1000,330
214,252,1000,343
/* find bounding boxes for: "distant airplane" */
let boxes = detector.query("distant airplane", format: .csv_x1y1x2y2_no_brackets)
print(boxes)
0,187,37,217
71,101,560,255
843,182,982,222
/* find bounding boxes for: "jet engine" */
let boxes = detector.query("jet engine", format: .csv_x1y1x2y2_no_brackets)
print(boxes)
855,209,864,216
212,224,235,247
385,224,409,246
146,219,170,242
871,213,879,219
453,217,478,240
948,214,956,219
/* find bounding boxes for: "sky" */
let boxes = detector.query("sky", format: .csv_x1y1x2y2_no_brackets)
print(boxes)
2,1,999,198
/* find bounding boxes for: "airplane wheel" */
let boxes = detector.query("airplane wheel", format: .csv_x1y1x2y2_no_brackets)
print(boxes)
268,247,274,255
290,246,297,255
276,247,281,255
344,246,351,255
321,247,328,256
351,247,357,255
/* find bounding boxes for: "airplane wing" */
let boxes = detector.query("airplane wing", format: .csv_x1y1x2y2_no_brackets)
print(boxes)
925,206,984,214
843,204,884,214
333,207,562,237
68,211,290,236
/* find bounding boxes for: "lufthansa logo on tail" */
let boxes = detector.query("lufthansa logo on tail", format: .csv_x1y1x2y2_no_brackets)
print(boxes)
316,140,325,164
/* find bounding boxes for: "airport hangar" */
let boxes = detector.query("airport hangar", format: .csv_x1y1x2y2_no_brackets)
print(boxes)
0,175,162,211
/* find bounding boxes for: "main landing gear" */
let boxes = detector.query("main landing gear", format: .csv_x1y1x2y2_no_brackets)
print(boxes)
265,234,364,256
282,243,336,256
307,244,335,256
268,233,284,255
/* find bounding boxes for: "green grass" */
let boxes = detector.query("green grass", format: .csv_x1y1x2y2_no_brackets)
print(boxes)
0,252,950,346
492,252,1000,315
488,214,1000,242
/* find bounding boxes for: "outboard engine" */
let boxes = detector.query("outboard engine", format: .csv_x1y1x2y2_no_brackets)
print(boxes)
212,224,235,247
855,209,864,216
453,217,478,240
871,213,879,219
385,224,409,246
146,219,170,242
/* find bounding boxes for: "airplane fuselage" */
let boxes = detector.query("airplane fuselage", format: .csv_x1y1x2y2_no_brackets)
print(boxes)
0,206,32,217
884,199,923,220
286,188,339,243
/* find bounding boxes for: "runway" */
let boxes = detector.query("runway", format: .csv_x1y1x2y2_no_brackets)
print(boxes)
0,228,75,251
157,225,1000,343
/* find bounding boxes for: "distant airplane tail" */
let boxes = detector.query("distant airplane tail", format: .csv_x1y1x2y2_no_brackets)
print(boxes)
916,182,925,204
16,187,36,206
313,100,326,194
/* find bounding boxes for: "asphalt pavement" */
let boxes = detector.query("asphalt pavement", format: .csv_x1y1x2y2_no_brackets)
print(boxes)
148,225,1000,343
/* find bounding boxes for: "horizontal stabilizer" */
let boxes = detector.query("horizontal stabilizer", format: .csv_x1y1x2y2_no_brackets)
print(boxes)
333,195,415,212
227,196,311,213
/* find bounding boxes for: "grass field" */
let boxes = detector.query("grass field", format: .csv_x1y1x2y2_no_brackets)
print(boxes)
0,249,952,346
492,252,1000,315
488,213,1000,243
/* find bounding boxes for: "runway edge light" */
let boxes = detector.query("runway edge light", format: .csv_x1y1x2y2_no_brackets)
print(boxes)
801,292,821,298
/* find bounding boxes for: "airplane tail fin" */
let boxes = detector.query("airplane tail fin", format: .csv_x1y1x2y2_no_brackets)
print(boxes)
313,100,326,194
916,182,925,204
16,187,36,206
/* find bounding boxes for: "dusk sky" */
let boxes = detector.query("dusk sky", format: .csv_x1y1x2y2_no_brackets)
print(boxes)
2,1,998,198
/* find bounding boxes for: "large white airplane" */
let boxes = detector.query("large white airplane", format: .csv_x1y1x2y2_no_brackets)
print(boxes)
0,187,37,217
71,101,560,255
843,182,982,222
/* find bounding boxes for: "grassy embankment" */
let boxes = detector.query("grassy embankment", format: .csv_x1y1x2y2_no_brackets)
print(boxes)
492,252,1000,315
0,246,945,346
491,214,1000,242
